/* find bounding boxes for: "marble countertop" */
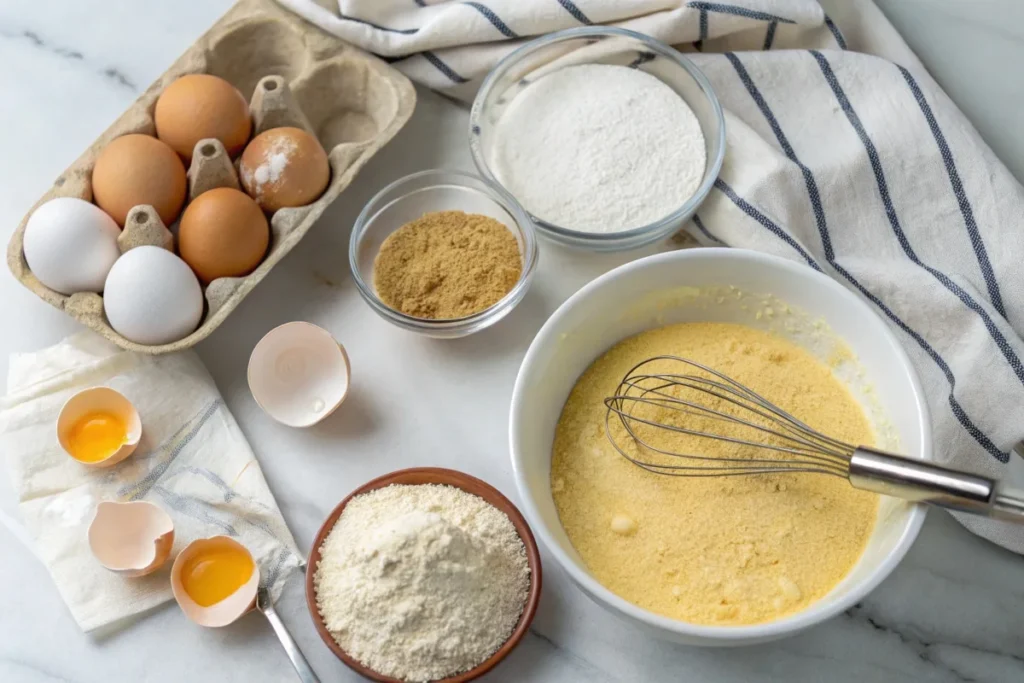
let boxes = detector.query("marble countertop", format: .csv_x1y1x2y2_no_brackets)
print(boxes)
2,1,1023,682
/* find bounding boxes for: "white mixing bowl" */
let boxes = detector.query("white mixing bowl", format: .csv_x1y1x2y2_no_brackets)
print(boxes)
510,248,931,646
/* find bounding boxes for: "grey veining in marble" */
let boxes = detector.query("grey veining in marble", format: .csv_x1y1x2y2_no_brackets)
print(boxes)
1,27,136,90
1,1,1023,682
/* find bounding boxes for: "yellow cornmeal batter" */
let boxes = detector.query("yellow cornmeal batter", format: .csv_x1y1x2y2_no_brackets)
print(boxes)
551,322,879,626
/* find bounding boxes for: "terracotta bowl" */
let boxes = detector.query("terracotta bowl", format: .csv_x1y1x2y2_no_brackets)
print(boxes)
305,467,543,682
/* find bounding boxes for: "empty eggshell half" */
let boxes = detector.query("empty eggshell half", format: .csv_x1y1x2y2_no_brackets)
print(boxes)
88,501,174,577
247,322,350,428
171,536,259,627
57,387,142,467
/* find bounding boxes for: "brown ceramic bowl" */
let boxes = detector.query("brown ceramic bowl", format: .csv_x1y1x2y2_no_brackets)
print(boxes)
305,467,543,682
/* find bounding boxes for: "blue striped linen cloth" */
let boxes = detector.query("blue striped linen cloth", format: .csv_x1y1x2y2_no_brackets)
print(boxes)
278,0,1024,553
0,333,303,632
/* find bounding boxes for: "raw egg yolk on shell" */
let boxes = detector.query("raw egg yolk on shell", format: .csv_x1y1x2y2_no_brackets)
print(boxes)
181,544,255,607
66,412,128,463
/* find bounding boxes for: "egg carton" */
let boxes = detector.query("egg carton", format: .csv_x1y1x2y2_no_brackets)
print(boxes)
7,0,416,354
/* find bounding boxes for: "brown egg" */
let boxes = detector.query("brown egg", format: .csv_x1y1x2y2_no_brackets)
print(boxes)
239,127,330,212
178,188,269,283
92,134,187,226
155,74,252,161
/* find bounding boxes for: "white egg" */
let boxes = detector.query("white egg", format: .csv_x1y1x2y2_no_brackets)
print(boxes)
103,246,204,345
23,197,121,294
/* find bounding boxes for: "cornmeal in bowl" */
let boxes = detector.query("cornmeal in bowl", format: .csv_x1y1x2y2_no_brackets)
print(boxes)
551,322,878,626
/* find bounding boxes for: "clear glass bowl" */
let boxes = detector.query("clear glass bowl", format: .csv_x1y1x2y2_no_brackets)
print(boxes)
469,27,726,252
349,169,539,338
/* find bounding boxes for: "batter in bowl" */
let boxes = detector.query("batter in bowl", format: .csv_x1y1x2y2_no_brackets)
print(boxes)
551,322,879,625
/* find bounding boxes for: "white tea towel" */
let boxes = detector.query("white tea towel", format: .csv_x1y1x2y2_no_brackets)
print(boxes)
0,332,303,633
282,0,1024,553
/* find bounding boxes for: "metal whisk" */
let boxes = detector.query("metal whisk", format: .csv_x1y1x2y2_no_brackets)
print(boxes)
604,356,1024,523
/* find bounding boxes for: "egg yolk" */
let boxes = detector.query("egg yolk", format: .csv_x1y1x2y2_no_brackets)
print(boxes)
181,546,254,607
66,412,127,463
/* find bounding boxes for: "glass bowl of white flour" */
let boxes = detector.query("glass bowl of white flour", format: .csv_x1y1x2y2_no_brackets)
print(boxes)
470,27,725,252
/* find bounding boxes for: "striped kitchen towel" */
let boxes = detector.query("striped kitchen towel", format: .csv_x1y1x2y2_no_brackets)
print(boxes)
279,0,1024,553
276,0,846,99
0,332,303,632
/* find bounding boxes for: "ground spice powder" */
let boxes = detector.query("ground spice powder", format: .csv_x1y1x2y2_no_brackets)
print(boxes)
551,322,879,626
373,210,522,320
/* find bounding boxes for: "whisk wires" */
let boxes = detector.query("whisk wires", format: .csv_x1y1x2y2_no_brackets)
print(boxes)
603,356,856,478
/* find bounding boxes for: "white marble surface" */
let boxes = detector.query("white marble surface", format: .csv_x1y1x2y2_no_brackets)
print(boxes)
2,1,1024,682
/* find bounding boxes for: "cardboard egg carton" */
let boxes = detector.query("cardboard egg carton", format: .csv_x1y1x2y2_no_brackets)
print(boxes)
7,0,416,354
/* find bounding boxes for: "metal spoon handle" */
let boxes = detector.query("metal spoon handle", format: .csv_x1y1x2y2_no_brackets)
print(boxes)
259,600,320,683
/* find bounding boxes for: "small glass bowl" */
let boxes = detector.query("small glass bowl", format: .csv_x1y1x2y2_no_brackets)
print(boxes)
469,27,726,252
349,169,539,339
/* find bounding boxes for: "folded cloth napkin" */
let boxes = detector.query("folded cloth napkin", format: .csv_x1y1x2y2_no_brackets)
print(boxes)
281,0,1024,552
0,332,303,633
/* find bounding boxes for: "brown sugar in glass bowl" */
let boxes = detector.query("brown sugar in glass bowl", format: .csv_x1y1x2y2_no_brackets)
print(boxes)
349,170,539,339
305,467,543,683
372,210,523,320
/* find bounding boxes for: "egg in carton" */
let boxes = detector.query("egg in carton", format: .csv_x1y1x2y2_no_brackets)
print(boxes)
7,0,415,354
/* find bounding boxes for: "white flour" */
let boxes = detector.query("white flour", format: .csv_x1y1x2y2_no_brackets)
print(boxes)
241,135,297,195
313,484,530,682
490,63,707,233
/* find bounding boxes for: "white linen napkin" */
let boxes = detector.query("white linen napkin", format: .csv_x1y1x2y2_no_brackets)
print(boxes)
279,0,1024,553
0,332,303,633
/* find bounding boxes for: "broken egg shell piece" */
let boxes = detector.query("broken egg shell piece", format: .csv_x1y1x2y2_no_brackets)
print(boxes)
88,501,174,577
171,536,260,628
247,321,350,428
57,387,142,468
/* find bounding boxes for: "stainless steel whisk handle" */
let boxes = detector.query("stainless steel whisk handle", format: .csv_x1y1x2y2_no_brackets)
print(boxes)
849,447,1024,523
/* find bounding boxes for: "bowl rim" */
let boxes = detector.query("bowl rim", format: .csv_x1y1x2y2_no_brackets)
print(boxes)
304,466,543,681
509,247,930,642
469,26,727,248
348,168,540,333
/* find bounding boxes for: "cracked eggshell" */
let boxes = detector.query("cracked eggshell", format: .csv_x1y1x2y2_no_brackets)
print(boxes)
88,501,174,577
57,387,142,468
247,321,350,428
171,536,259,628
